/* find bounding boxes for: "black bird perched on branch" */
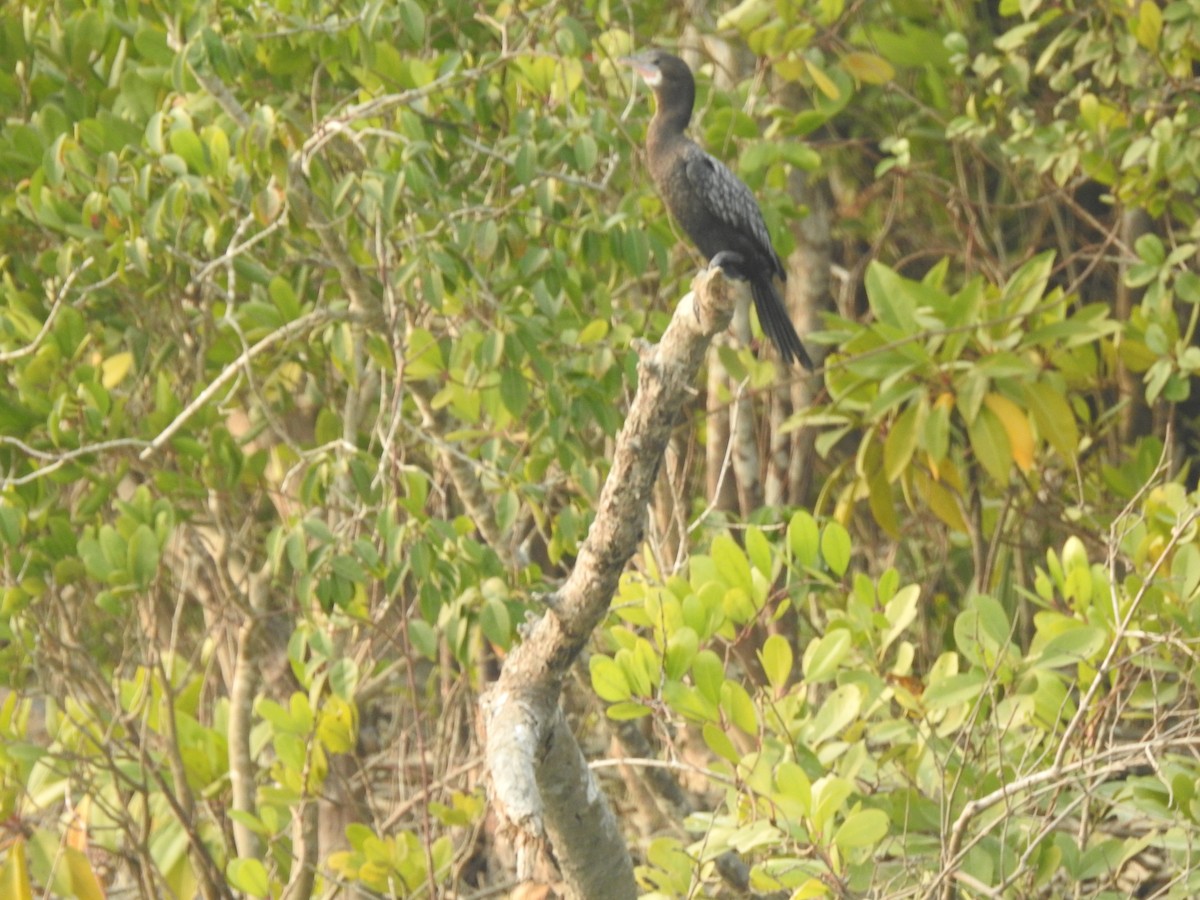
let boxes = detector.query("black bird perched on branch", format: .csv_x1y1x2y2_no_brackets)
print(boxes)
622,50,813,369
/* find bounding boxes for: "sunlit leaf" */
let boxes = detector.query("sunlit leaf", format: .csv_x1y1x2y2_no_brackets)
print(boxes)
982,393,1034,472
833,808,889,850
967,404,1012,482
842,51,894,84
759,634,793,690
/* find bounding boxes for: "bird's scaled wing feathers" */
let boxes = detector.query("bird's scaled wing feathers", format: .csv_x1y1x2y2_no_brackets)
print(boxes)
683,149,784,279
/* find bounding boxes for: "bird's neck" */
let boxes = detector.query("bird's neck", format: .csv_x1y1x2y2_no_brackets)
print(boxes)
648,106,696,159
648,89,693,151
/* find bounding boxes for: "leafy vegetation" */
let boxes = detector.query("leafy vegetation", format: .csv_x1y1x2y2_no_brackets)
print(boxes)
2,0,1200,896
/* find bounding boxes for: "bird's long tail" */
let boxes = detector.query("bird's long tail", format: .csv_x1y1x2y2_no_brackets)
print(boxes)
750,275,813,369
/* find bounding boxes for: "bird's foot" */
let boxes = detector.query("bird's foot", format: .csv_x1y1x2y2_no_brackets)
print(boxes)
708,251,749,281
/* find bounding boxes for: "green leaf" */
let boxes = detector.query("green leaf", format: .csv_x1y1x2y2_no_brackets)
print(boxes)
967,404,1012,482
1135,0,1162,51
169,128,208,175
0,506,19,547
408,619,437,660
317,697,356,752
809,683,861,744
718,0,773,31
842,51,894,85
821,522,852,576
923,670,985,710
480,598,511,649
1176,271,1200,304
954,594,1012,669
664,628,699,680
884,403,921,482
788,511,821,568
127,524,160,588
1033,624,1107,669
268,276,301,321
803,629,852,683
396,0,426,45
617,644,653,697
833,808,889,850
590,655,631,703
711,534,752,591
1023,380,1079,461
607,701,652,720
864,261,912,330
227,858,269,898
77,535,114,582
329,658,359,699
331,554,366,583
702,722,740,764
405,327,444,379
1002,250,1054,317
759,634,793,690
778,141,821,170
692,650,725,704
745,526,772,578
811,775,854,833
1132,232,1161,264
574,133,598,171
882,584,920,653
775,761,812,814
499,367,532,420
577,318,609,344
720,680,758,735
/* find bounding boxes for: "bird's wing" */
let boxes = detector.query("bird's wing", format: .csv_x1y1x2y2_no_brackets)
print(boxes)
683,148,785,280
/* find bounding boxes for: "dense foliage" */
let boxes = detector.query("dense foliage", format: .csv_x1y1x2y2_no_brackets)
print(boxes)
2,0,1200,897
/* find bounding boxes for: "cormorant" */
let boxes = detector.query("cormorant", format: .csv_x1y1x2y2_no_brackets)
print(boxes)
622,50,813,369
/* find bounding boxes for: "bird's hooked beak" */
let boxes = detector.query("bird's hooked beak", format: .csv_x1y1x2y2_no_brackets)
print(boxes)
619,53,662,88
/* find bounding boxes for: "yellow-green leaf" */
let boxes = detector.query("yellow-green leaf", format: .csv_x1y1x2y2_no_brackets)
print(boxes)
607,701,652,720
590,655,631,702
717,0,773,32
317,696,357,753
404,327,444,379
983,392,1034,473
577,318,609,345
833,808,889,850
913,469,968,532
821,522,851,576
702,721,740,764
791,879,833,898
1023,380,1078,461
809,683,861,744
803,629,851,683
811,775,854,832
967,404,1012,482
805,59,841,100
884,403,920,482
759,634,793,690
1136,0,1162,52
720,680,758,735
101,351,134,388
842,51,894,85
64,847,105,900
0,838,33,900
692,650,725,704
227,858,269,898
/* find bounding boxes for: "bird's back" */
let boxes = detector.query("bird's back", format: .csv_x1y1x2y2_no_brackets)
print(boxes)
649,135,784,281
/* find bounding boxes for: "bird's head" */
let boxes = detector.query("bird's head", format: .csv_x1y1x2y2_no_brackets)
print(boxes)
620,50,693,88
619,50,696,121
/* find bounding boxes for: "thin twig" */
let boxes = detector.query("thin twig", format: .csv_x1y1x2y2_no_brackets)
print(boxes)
139,310,334,460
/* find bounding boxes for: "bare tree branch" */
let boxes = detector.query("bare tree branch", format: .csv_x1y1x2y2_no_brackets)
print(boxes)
481,266,741,899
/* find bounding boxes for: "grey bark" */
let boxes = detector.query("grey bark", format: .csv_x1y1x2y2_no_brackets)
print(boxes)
480,268,740,899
